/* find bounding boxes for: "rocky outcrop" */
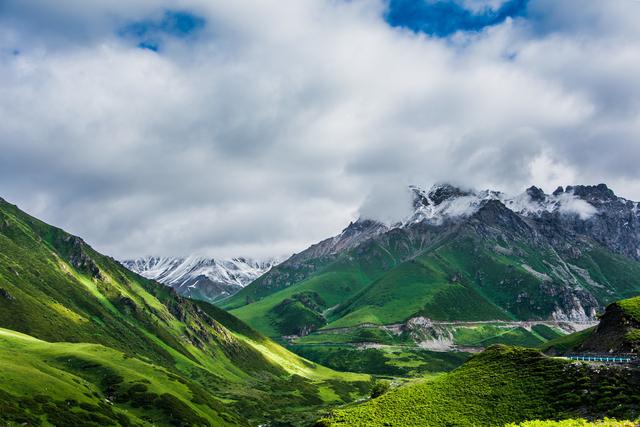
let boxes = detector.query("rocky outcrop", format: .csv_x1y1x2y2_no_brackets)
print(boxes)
579,298,640,354
402,317,455,351
57,235,102,279
0,288,14,301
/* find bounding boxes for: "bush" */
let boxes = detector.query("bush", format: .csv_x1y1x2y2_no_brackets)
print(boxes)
370,380,391,399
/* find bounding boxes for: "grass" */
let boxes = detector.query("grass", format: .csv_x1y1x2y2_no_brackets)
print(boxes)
229,269,372,337
532,324,565,341
539,328,595,354
617,296,640,323
289,344,470,376
289,322,569,377
0,327,233,426
507,420,639,427
319,345,640,426
453,324,547,347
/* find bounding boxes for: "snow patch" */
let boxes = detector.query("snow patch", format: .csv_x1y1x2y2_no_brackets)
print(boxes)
502,190,598,220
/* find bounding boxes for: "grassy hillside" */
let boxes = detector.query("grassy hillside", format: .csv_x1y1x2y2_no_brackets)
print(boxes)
323,228,640,329
539,327,595,355
319,345,640,426
0,328,234,426
508,420,638,427
222,223,435,311
0,197,370,425
289,344,470,377
618,296,640,322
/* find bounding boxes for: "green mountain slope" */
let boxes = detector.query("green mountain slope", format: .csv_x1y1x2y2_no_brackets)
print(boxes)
507,420,638,427
223,201,640,345
319,345,640,426
0,197,370,425
0,328,232,426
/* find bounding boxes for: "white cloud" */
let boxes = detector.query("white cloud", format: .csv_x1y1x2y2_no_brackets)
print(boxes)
359,183,413,225
0,0,639,258
556,193,598,220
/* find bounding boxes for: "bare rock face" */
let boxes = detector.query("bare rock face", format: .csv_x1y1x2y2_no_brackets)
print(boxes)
402,317,455,351
526,186,546,202
540,184,640,261
0,288,14,301
64,236,102,279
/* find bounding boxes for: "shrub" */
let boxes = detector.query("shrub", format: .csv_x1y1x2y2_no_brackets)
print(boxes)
370,380,391,399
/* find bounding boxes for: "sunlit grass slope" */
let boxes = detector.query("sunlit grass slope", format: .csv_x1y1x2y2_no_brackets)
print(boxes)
507,420,639,427
0,328,233,426
0,197,370,425
319,345,640,426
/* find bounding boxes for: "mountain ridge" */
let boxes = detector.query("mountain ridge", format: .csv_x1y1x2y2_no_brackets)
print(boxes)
222,183,640,343
0,195,370,425
123,255,280,303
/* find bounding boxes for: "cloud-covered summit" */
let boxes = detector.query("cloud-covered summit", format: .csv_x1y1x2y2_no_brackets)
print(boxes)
0,0,639,259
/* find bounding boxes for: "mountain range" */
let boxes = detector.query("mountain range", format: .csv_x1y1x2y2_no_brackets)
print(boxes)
1,185,639,426
123,256,280,303
221,183,640,346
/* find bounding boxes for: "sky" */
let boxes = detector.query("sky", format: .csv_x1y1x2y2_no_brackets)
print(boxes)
1,0,640,259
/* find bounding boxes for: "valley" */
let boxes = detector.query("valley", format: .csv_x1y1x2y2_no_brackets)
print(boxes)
5,1,640,425
2,183,640,426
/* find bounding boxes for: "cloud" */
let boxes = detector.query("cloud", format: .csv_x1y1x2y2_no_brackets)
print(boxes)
358,183,413,225
556,193,598,220
0,0,639,258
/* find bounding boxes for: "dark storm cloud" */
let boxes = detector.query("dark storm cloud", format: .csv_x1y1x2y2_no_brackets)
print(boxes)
1,0,640,259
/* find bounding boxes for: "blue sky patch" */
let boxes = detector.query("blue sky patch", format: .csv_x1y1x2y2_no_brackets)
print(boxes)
385,0,529,37
119,10,205,51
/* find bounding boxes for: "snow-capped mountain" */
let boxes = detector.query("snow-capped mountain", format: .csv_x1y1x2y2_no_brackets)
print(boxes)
406,184,604,225
401,183,640,260
229,183,640,328
123,256,280,302
296,183,640,265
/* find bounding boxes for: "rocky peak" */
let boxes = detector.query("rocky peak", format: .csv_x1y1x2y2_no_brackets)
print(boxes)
427,184,471,206
409,185,430,209
341,219,383,238
525,186,546,202
566,184,617,204
470,199,532,235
